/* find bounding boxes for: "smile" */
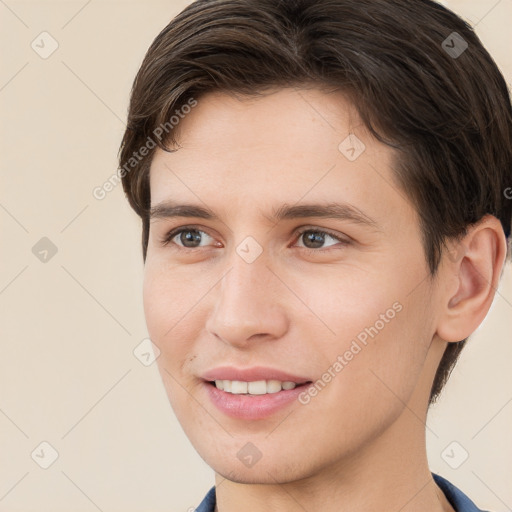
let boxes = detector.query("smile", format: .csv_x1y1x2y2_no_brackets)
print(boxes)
212,379,307,395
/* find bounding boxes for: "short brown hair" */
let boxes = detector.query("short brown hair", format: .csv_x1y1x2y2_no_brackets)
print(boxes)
119,0,512,404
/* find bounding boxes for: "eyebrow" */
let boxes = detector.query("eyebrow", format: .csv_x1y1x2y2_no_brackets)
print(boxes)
150,201,379,229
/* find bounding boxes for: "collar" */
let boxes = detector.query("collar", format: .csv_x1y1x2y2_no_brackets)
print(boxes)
195,473,489,512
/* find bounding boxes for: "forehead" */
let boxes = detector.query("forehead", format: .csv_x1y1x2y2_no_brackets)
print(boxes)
160,87,367,162
148,88,412,232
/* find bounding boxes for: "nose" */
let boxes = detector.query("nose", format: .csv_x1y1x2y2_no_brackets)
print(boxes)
205,254,289,348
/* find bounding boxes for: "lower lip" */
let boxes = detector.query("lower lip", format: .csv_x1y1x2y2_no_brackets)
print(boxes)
203,381,311,420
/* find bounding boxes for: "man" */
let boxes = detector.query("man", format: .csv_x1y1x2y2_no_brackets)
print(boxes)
118,0,511,510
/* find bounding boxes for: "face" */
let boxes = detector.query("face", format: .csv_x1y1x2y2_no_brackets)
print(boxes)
143,88,443,483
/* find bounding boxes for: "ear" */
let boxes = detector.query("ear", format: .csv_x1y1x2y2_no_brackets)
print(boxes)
436,215,508,343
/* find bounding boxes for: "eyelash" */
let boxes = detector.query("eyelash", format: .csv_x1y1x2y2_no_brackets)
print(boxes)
159,225,350,253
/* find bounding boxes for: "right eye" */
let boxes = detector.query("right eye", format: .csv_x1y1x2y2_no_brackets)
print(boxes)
160,226,220,249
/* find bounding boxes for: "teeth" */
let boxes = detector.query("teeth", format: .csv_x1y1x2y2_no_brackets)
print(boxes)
231,381,247,394
213,379,299,394
266,380,282,393
248,380,267,395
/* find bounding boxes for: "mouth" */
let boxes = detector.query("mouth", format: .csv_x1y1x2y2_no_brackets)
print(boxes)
200,366,314,419
207,379,312,395
203,378,314,420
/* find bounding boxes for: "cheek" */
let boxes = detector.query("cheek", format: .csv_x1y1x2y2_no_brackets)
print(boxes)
143,254,201,330
142,266,204,422
292,298,431,456
142,263,199,369
304,264,432,403
143,268,169,344
292,265,402,349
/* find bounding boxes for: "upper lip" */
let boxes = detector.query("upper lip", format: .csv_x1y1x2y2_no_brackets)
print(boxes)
201,366,311,384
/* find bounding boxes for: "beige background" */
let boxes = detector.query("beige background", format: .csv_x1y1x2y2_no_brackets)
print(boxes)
1,1,511,511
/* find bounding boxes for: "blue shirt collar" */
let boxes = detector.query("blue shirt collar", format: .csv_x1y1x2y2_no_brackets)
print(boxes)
433,473,490,512
195,473,489,512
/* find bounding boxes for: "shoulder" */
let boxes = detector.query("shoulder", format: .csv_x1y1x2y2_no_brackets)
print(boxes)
433,473,491,512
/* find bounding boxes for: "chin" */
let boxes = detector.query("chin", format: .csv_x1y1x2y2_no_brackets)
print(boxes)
212,463,305,485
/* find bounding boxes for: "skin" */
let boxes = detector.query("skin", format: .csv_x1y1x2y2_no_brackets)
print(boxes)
143,87,507,512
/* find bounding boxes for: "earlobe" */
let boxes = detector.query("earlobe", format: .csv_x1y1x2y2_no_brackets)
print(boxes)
436,215,507,343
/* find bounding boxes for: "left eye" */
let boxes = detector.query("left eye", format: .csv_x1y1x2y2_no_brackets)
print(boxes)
294,229,346,250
